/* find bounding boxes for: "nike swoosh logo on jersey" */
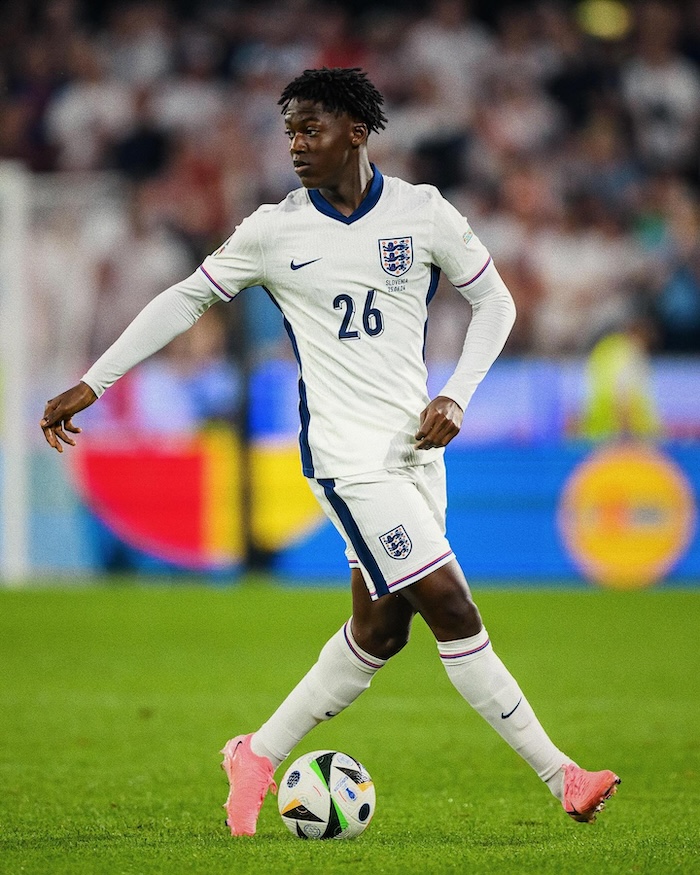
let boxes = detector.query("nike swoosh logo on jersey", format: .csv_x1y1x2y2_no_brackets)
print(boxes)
290,258,322,270
501,697,523,719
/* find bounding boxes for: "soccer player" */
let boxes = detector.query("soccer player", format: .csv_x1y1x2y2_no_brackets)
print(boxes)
41,68,620,835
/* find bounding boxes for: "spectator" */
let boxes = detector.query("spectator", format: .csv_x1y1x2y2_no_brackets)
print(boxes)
110,84,171,179
565,110,642,214
312,3,367,70
152,24,227,136
476,72,565,167
1,37,63,170
653,253,700,353
379,70,471,186
45,36,134,170
101,0,174,85
529,193,647,355
542,2,621,129
641,175,700,352
360,10,413,109
620,1,700,175
406,0,493,119
89,181,193,358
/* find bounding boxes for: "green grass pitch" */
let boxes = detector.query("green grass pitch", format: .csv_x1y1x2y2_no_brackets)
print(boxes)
1,578,699,874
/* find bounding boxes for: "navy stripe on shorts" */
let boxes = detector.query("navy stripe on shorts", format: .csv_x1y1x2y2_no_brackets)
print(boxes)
316,478,390,598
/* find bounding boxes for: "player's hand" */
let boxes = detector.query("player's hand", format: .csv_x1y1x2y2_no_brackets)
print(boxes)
415,396,464,450
40,382,98,453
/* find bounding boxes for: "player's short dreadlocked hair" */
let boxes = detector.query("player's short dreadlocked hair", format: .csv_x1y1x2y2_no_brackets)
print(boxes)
278,68,388,134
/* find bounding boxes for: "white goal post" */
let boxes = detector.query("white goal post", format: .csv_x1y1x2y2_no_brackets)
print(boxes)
0,161,31,585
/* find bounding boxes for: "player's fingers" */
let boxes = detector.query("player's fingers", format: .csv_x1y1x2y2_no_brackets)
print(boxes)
416,420,438,447
417,418,458,449
440,425,460,447
418,413,444,438
41,402,69,431
415,412,438,441
416,434,437,449
63,418,82,435
42,394,62,416
431,420,459,445
53,423,76,448
42,426,63,453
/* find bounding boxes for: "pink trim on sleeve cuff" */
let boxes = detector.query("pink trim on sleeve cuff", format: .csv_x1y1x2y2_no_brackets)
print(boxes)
198,265,234,300
455,256,492,288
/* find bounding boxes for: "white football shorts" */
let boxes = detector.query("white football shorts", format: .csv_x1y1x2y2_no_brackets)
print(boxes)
309,458,455,600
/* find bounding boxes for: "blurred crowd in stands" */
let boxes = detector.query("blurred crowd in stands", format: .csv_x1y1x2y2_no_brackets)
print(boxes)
3,0,700,371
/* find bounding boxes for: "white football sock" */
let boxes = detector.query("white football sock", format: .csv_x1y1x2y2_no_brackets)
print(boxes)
251,620,386,768
438,629,571,794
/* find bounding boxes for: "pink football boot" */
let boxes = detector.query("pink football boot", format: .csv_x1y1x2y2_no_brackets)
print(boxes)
221,734,277,836
562,763,621,823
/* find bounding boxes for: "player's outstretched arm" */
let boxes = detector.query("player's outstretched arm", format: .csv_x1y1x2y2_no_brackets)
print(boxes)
41,381,98,453
39,271,220,453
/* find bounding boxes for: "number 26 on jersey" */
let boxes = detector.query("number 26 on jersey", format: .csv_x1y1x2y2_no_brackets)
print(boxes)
333,290,384,340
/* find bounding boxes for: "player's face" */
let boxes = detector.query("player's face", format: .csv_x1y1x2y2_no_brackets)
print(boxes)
284,99,366,190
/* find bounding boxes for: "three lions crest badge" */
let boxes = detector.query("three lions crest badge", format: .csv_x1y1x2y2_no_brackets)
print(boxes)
378,237,413,277
379,525,412,560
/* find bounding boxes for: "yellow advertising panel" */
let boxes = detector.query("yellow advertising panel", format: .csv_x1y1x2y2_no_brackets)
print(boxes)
558,444,696,588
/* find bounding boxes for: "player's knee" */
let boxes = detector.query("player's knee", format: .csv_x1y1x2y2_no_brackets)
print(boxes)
416,588,482,640
437,596,482,639
408,566,483,639
353,622,410,661
379,627,411,660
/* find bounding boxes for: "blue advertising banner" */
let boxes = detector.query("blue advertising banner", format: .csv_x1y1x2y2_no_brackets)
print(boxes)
272,443,699,588
255,357,700,588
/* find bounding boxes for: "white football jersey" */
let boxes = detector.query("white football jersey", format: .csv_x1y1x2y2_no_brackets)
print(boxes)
199,168,492,479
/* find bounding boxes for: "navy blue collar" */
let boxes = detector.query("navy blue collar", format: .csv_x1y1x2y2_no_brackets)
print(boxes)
308,165,384,225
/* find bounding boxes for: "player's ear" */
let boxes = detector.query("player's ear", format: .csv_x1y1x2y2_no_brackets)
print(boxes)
350,122,368,147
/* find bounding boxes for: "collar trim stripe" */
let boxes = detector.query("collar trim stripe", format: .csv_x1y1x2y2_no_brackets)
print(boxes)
308,166,384,225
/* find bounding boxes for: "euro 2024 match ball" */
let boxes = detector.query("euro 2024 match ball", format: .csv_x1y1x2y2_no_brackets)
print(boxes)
278,750,376,839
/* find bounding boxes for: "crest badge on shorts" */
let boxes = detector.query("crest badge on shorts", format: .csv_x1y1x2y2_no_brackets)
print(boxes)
379,525,412,560
378,237,413,277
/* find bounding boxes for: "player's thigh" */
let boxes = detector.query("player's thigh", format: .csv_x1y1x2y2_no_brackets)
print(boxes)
399,559,483,641
349,568,415,659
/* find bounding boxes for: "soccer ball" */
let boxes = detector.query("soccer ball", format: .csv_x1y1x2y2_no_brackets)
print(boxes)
278,750,375,839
